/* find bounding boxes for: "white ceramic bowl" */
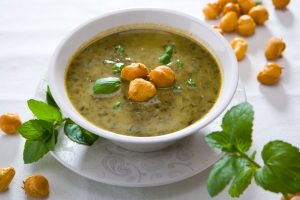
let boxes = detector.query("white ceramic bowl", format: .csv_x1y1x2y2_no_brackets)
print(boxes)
48,8,238,152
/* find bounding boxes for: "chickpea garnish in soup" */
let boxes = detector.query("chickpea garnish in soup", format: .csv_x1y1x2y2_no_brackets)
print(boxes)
121,63,150,81
128,78,157,102
149,66,176,88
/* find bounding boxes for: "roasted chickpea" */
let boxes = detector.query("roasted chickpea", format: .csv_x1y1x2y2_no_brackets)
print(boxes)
23,175,49,198
223,3,240,16
121,63,149,81
237,15,256,36
0,113,21,134
231,37,248,61
257,63,282,85
272,0,290,9
249,5,269,25
128,79,157,102
220,11,238,32
218,0,237,8
0,167,15,192
237,0,255,14
149,66,176,88
265,37,286,60
213,25,224,34
282,194,300,200
203,2,222,20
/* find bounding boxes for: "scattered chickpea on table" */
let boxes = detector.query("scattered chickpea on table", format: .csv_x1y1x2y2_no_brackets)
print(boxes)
0,113,21,134
257,62,282,85
231,37,248,61
0,167,15,192
265,37,286,60
237,14,256,36
23,175,50,198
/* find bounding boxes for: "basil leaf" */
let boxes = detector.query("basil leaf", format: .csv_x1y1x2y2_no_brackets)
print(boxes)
64,119,99,146
207,155,237,197
115,45,125,54
46,86,59,109
229,166,256,197
187,78,197,88
221,102,254,152
92,77,121,94
27,99,62,123
19,119,52,140
23,140,49,164
205,131,235,152
159,44,175,64
113,63,125,74
255,140,300,194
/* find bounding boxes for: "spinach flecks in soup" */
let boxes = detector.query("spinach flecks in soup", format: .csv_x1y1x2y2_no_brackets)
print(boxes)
66,29,221,137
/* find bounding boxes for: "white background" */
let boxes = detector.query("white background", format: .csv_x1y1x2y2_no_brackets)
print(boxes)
1,0,300,199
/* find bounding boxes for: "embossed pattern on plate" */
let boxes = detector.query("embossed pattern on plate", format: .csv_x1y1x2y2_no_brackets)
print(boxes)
34,78,246,187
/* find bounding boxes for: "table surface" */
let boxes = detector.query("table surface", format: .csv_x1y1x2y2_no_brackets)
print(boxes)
1,0,299,199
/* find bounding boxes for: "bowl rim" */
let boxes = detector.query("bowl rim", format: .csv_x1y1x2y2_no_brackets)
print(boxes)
48,8,238,144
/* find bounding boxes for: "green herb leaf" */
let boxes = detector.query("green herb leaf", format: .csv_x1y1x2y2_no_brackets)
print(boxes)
113,101,122,111
255,1,262,5
229,166,256,197
18,119,52,140
115,45,125,54
27,99,62,123
45,129,58,151
221,102,254,152
46,86,59,108
172,85,182,93
64,119,99,146
112,63,125,74
207,155,237,197
23,140,50,164
255,140,300,194
92,77,121,94
187,78,197,88
176,59,184,69
205,131,235,152
159,44,175,64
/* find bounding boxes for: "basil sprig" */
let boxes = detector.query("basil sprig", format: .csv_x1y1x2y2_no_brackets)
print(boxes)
18,87,99,164
92,77,121,95
205,102,300,199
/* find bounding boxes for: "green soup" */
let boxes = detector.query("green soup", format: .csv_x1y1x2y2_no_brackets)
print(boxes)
66,28,222,137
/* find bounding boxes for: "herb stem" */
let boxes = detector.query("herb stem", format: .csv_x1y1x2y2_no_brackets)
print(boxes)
238,150,261,168
283,193,290,200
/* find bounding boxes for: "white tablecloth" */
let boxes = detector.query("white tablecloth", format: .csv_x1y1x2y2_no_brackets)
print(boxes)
1,0,299,199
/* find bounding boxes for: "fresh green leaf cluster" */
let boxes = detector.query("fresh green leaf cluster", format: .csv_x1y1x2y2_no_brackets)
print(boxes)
159,44,175,64
92,77,121,94
205,102,300,199
18,87,99,164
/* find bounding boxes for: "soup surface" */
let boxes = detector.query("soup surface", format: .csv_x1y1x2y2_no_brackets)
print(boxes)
66,28,221,137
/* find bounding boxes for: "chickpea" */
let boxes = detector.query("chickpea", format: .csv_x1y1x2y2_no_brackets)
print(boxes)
249,5,269,25
149,66,176,88
223,3,241,16
218,0,237,8
213,25,224,35
220,11,238,32
237,15,256,36
257,63,282,85
0,167,15,192
23,175,49,198
272,0,290,9
237,0,255,14
0,113,21,134
265,37,286,60
231,37,248,61
282,194,300,200
203,2,222,20
128,79,157,102
121,63,150,81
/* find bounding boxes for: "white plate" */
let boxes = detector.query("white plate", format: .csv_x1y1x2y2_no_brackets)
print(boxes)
34,79,246,187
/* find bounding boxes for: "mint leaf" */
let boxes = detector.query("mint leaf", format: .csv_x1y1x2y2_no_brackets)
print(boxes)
92,77,121,94
64,119,99,145
46,86,59,109
23,140,49,164
229,166,256,197
207,155,237,197
45,129,58,151
221,102,254,152
205,131,234,152
255,140,300,194
19,119,51,140
28,99,62,123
